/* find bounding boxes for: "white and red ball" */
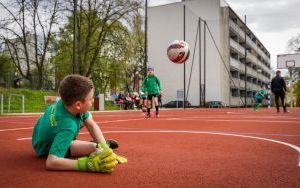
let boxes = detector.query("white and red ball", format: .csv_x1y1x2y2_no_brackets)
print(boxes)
167,40,190,64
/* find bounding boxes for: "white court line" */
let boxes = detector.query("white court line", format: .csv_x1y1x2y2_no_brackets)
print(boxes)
207,119,300,123
1,116,300,132
164,118,300,124
0,127,33,132
0,118,145,132
17,129,300,167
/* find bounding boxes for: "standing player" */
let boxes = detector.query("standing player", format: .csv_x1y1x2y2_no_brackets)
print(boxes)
253,84,268,111
271,70,288,112
142,66,162,118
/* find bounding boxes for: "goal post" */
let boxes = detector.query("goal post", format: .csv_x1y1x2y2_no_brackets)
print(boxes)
8,94,24,113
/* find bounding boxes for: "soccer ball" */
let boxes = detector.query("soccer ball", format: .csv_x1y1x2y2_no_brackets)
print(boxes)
167,40,190,64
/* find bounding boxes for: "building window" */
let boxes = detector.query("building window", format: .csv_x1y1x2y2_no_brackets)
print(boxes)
240,90,245,97
231,88,239,97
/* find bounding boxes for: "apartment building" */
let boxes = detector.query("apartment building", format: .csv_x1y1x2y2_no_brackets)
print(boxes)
148,0,271,107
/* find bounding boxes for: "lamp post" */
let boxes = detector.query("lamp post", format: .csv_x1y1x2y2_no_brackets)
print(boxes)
73,0,78,74
244,15,247,108
144,0,148,78
183,0,186,109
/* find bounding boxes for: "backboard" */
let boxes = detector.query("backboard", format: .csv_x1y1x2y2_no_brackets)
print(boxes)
277,53,300,69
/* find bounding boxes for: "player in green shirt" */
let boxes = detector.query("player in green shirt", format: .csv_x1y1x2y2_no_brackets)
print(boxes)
253,84,268,111
32,74,126,173
142,66,162,118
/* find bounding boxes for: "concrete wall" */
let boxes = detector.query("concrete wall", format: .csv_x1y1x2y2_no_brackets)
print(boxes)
148,0,228,106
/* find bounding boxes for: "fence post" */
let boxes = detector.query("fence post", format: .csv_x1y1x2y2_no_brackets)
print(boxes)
0,94,3,115
22,95,24,113
8,95,11,113
8,94,25,113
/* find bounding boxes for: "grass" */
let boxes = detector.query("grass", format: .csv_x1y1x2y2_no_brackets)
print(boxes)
0,87,58,113
0,87,120,113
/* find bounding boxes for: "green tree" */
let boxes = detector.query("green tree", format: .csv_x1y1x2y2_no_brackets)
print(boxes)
0,53,14,87
52,0,142,95
287,33,300,106
0,0,65,89
287,33,300,79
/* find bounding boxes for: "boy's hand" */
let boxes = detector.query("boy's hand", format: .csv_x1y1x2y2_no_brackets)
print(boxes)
76,144,118,173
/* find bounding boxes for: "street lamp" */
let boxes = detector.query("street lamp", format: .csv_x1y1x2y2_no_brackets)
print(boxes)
144,0,148,78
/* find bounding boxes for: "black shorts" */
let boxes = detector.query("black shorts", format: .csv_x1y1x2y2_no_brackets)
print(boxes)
147,94,159,100
65,147,72,157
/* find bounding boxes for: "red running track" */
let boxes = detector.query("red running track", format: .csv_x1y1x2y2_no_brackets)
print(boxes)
0,107,299,187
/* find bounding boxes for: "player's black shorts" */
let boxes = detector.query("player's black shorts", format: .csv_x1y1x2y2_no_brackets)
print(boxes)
65,147,72,157
147,94,159,100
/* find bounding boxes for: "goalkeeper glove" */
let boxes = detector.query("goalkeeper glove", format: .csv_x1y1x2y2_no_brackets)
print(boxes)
116,155,127,164
75,144,118,173
98,142,127,164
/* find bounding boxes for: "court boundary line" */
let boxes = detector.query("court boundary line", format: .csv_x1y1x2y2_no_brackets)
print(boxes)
16,129,300,167
1,116,300,132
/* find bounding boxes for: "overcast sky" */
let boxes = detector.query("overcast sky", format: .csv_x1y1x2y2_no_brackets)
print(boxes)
148,0,300,70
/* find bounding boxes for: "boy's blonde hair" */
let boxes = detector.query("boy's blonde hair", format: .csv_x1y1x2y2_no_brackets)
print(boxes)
59,74,94,106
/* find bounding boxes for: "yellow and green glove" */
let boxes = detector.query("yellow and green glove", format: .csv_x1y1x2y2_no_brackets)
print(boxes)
75,143,118,173
116,155,127,164
98,142,128,164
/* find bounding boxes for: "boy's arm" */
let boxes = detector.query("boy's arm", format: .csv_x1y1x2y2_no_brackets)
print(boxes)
46,154,77,170
47,148,118,173
84,116,106,144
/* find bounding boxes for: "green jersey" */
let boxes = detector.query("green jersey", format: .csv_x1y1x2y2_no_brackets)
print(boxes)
254,89,268,100
32,99,90,158
143,75,161,95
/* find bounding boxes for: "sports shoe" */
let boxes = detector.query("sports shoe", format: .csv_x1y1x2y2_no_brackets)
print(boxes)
145,113,151,118
155,111,160,118
106,139,119,149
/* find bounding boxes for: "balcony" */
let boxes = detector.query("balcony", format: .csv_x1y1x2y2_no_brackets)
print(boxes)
230,57,240,69
229,20,270,65
230,39,245,55
230,77,241,88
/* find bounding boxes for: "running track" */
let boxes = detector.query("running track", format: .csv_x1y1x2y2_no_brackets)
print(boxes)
0,108,299,187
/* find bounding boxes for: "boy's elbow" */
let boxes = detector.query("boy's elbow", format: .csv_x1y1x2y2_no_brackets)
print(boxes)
46,154,59,170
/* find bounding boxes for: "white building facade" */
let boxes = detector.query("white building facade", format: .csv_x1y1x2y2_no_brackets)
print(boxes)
148,0,271,107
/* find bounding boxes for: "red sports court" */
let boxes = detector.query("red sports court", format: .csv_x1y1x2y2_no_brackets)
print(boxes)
0,108,299,187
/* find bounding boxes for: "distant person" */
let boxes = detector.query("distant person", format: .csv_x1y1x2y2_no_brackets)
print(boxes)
139,86,147,112
32,74,126,173
271,70,288,112
253,84,268,111
142,66,162,118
